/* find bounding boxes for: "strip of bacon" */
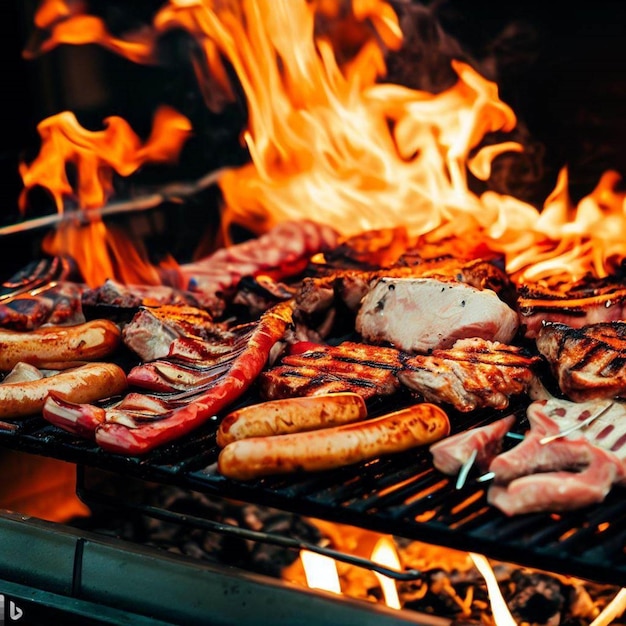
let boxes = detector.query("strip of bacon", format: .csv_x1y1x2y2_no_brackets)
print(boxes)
42,301,294,454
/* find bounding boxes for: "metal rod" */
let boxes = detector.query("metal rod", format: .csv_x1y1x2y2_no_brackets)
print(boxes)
0,167,233,236
75,466,423,582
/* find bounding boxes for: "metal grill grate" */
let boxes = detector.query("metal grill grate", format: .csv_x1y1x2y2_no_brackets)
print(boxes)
1,406,624,587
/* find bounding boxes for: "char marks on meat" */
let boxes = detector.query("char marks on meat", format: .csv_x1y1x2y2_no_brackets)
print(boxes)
356,277,519,353
42,301,295,454
122,305,235,362
259,341,403,401
517,277,626,339
536,321,626,402
398,338,540,412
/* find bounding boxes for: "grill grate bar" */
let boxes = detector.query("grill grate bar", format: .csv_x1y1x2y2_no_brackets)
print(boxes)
2,416,626,586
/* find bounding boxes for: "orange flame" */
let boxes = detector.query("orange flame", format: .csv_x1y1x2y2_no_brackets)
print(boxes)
19,105,192,213
19,0,626,288
26,0,157,64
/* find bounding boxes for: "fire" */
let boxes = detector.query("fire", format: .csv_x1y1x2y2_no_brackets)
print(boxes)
19,0,626,290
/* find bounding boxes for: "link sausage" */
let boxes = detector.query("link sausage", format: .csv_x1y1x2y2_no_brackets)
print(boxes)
0,362,127,419
217,403,450,481
0,319,122,371
216,393,368,446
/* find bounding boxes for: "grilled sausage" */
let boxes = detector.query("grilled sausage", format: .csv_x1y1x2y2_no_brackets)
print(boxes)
0,319,122,370
0,362,127,419
217,403,450,480
216,392,368,446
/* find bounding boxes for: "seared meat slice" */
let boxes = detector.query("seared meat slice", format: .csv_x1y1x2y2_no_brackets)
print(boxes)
259,341,403,401
122,305,236,362
517,278,626,339
398,338,540,411
536,321,626,401
356,277,519,353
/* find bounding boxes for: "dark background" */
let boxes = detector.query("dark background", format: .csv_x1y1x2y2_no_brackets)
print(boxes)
2,0,626,252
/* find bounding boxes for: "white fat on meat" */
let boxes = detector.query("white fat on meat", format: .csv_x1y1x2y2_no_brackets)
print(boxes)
487,398,626,515
355,277,519,353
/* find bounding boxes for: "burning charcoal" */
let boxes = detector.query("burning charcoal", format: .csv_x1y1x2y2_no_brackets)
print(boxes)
506,570,566,626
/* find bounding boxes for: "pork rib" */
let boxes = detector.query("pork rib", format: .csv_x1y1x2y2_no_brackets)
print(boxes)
42,301,294,455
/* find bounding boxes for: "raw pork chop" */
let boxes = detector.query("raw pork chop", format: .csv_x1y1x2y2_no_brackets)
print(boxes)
487,397,626,515
356,277,519,353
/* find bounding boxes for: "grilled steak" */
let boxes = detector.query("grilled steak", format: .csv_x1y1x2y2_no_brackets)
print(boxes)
487,397,626,515
259,341,403,401
398,338,540,412
356,277,519,353
122,305,236,362
536,321,626,402
517,278,626,339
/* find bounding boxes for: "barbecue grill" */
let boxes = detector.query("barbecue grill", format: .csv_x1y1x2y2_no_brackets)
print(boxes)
4,1,626,624
1,398,625,590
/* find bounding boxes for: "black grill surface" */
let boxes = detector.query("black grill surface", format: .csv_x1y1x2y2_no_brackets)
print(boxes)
1,403,624,588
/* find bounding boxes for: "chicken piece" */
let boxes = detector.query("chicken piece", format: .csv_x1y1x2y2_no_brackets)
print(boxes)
356,277,519,353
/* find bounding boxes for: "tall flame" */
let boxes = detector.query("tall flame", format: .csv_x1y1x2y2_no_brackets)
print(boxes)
19,0,626,288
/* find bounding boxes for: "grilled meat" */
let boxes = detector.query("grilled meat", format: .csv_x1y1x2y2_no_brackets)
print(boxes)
42,301,294,455
487,397,626,515
82,279,204,310
122,305,236,362
398,338,540,412
356,277,519,353
536,321,626,401
179,220,338,316
259,341,403,401
517,278,626,339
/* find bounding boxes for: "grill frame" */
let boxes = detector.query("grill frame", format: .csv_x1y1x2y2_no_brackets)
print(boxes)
1,405,624,588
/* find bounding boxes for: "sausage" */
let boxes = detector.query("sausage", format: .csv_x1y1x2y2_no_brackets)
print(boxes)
216,392,368,446
0,362,127,419
0,319,122,371
217,403,450,481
